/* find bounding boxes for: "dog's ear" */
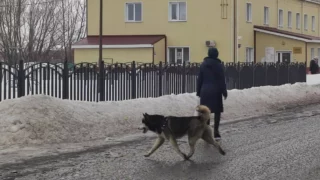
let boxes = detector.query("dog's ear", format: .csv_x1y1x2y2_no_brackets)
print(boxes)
143,113,149,118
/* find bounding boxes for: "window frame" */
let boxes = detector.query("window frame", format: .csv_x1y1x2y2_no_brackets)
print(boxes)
246,3,252,23
278,9,284,28
296,13,301,30
168,1,187,22
312,16,316,31
311,48,315,59
304,14,308,30
246,47,254,63
264,6,269,25
125,2,143,22
167,46,190,64
288,11,292,28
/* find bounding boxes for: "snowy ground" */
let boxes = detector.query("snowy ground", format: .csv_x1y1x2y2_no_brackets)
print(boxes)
0,74,319,165
0,74,319,146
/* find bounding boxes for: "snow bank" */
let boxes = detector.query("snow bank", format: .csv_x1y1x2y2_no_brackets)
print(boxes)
307,74,320,85
1,82,320,146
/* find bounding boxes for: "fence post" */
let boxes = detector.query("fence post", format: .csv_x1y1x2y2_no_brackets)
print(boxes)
158,61,163,97
237,62,240,89
182,61,186,93
17,60,25,98
287,63,290,83
99,61,105,101
131,61,136,99
62,60,69,99
304,61,307,82
264,62,267,85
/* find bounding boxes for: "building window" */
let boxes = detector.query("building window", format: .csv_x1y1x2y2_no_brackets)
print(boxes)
246,3,252,22
296,13,300,29
168,47,189,64
125,2,142,22
264,7,269,25
169,2,187,21
246,48,254,63
312,16,316,31
288,11,292,28
304,14,308,30
311,48,315,59
278,9,283,27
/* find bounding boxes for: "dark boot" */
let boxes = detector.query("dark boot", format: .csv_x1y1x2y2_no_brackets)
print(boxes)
214,113,221,140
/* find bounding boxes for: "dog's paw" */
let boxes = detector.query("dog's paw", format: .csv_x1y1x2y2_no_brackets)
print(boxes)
219,148,226,156
144,154,151,157
182,153,190,160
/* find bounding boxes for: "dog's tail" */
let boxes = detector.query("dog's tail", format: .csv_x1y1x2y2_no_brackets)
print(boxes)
196,105,211,124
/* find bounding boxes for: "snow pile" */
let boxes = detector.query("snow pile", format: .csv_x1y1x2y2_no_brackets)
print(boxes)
307,74,320,85
1,82,320,146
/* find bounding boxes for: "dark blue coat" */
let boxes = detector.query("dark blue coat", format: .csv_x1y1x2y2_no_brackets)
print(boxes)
196,48,227,113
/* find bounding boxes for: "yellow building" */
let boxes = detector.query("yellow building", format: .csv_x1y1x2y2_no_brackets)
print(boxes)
72,0,320,64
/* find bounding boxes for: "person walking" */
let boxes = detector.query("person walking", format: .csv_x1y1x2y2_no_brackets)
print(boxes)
196,47,227,141
310,57,319,74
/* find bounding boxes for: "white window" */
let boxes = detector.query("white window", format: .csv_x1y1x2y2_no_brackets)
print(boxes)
311,48,315,59
168,47,189,64
288,11,292,28
264,7,269,25
125,2,142,22
312,16,315,31
304,14,308,30
246,3,252,22
296,13,301,29
278,9,283,27
246,48,254,62
169,2,187,21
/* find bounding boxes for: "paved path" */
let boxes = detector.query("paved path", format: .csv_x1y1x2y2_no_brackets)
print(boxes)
1,105,320,180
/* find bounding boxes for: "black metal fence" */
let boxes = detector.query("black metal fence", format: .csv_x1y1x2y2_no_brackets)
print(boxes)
0,60,306,102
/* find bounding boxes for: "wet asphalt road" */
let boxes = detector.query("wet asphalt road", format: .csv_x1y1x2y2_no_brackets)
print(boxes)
1,104,320,180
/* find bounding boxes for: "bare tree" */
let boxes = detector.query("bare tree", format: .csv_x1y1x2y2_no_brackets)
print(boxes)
58,0,87,62
0,0,86,64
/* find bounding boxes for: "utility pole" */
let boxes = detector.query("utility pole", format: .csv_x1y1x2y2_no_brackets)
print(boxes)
99,0,103,64
17,0,21,62
62,0,67,62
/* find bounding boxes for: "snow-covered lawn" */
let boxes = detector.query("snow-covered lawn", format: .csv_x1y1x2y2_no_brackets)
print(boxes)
0,74,320,147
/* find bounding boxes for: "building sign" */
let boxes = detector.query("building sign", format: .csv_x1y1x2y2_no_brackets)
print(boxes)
293,47,302,54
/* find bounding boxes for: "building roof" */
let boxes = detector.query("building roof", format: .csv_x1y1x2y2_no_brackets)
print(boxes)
254,25,320,42
72,35,166,49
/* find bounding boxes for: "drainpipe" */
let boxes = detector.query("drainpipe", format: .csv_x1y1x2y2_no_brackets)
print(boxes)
301,1,304,34
277,0,279,27
254,30,256,63
233,0,237,63
164,35,167,63
152,47,155,64
98,0,103,64
305,42,308,70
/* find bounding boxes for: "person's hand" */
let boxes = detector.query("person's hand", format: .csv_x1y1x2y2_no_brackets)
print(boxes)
223,91,228,100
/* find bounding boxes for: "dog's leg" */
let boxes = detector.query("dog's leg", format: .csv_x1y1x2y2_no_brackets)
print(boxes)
144,136,165,157
186,136,200,159
168,136,188,160
202,126,226,155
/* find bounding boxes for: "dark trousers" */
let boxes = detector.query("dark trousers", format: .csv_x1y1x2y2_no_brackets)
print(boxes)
207,112,221,135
